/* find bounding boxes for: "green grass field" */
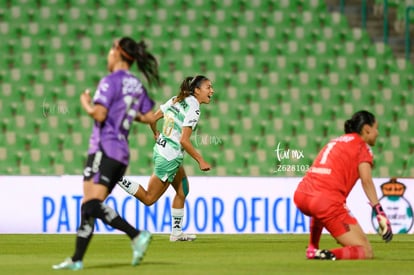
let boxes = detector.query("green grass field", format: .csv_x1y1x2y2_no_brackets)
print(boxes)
1,234,413,274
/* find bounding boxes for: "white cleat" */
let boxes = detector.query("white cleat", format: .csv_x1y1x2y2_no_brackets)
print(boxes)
52,257,83,270
169,233,197,242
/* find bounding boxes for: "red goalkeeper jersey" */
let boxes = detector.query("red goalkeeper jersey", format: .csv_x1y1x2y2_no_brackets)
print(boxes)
296,133,373,202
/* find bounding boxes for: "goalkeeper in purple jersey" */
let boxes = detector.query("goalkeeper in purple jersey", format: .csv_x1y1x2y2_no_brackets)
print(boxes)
53,37,160,270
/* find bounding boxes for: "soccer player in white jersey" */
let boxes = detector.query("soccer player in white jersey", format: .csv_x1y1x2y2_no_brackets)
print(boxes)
118,75,214,241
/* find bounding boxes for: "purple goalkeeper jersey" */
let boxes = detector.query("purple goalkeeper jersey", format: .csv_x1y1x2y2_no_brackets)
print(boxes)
87,70,154,165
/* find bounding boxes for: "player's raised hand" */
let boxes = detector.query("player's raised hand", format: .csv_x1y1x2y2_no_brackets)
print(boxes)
373,203,393,242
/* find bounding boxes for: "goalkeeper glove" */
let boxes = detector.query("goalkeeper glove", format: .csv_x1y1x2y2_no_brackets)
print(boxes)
372,203,393,243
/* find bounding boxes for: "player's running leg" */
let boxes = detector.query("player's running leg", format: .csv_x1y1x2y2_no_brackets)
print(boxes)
169,166,196,242
118,176,140,196
118,174,170,206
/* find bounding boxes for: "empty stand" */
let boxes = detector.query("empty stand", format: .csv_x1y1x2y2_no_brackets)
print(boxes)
0,0,412,177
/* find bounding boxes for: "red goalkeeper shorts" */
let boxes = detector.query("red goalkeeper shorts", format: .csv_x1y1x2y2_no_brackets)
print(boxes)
294,191,358,237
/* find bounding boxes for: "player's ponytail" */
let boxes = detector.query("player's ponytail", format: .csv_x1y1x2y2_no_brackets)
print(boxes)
174,77,193,103
117,37,160,87
174,75,209,103
344,110,376,134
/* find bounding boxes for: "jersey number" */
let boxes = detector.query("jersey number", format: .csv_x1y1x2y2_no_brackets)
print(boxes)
122,95,137,131
163,115,174,137
156,137,167,147
319,142,336,164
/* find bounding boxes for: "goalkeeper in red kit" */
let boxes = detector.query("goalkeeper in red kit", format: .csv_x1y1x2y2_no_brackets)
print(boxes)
294,110,393,260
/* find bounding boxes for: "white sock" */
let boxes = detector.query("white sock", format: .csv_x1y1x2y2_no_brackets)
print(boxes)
117,176,139,195
171,208,184,236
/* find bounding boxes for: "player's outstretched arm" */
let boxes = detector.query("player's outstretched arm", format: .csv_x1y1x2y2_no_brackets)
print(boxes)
180,126,211,171
135,108,162,124
149,109,164,139
359,162,379,206
359,162,393,242
135,111,154,124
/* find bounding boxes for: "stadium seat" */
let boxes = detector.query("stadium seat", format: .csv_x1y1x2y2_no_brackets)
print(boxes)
0,1,412,177
404,155,414,177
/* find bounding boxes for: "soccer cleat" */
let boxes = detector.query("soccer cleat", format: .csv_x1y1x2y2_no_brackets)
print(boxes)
52,257,83,270
131,230,152,266
306,248,336,261
169,232,197,242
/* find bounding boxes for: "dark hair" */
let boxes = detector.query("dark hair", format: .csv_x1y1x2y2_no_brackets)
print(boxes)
344,110,376,134
118,37,160,87
174,75,209,103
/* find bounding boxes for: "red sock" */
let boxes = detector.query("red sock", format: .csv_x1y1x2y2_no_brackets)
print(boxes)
330,246,366,259
309,217,323,249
